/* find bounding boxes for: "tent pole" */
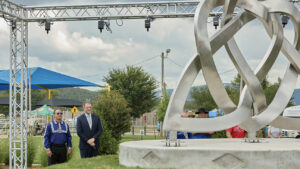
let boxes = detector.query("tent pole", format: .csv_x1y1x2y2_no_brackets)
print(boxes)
36,84,51,99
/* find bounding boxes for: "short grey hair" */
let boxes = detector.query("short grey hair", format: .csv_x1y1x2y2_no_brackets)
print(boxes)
83,100,92,108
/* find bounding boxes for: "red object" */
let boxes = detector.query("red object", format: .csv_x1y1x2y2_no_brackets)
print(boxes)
142,115,147,121
226,125,247,138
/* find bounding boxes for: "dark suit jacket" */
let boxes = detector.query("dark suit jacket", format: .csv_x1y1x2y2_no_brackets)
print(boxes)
76,113,102,150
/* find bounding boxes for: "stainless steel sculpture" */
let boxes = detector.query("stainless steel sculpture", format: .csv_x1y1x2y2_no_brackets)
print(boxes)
163,0,300,139
0,1,232,168
0,0,299,168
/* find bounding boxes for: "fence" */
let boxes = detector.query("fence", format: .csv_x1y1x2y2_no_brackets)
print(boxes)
1,120,163,137
129,125,162,136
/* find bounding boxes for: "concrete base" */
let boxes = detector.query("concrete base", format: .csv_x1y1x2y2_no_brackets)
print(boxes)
119,139,300,169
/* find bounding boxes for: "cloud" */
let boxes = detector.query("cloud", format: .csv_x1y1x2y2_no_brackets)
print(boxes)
0,1,298,92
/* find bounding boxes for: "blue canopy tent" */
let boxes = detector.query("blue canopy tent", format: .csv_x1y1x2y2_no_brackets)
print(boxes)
0,67,103,89
0,67,105,98
0,78,9,90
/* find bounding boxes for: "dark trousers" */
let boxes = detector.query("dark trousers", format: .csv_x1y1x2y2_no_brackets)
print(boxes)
80,147,98,158
48,144,67,166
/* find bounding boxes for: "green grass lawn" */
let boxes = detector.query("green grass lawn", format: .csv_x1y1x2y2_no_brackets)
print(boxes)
46,155,137,169
45,135,163,169
0,135,164,169
121,135,164,143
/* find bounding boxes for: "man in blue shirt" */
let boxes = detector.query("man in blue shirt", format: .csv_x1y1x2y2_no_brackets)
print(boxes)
44,109,72,166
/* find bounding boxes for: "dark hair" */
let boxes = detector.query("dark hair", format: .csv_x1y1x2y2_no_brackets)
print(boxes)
54,109,62,114
195,108,208,114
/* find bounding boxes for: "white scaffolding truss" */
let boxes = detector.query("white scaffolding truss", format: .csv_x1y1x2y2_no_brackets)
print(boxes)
0,0,299,168
9,19,28,169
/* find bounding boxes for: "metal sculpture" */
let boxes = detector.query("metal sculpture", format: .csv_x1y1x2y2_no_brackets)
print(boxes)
163,0,300,139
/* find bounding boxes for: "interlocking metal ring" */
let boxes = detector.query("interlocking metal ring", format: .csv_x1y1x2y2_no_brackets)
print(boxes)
163,0,300,137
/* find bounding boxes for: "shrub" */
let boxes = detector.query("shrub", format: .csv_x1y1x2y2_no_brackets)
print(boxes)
98,120,118,155
0,138,9,165
0,137,35,166
0,139,3,163
27,136,36,167
40,148,48,167
94,91,131,141
213,130,227,138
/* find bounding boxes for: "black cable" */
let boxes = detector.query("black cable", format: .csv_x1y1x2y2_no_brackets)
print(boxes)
166,58,184,68
133,55,160,66
2,14,12,25
219,68,235,75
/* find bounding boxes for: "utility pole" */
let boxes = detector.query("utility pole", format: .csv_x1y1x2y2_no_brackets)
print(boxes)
161,49,171,97
161,52,165,97
160,49,170,137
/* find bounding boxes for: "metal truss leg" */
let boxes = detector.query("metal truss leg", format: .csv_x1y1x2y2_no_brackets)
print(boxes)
9,19,28,169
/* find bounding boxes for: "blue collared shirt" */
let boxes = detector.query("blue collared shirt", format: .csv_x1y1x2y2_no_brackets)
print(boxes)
188,133,212,139
44,120,72,150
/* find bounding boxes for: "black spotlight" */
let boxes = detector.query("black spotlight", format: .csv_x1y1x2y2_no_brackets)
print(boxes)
213,16,219,29
98,20,105,33
145,19,151,32
11,20,16,30
45,21,51,34
282,15,289,28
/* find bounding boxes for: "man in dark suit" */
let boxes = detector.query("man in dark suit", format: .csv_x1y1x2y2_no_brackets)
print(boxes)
77,101,103,158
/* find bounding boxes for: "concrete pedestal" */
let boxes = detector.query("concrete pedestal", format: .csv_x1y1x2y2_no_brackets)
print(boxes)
119,139,300,169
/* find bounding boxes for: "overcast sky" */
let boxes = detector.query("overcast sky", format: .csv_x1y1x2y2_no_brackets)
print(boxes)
0,0,298,91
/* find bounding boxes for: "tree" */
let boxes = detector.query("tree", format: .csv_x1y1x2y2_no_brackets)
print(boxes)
94,90,131,141
231,74,270,91
156,92,170,122
190,86,217,111
0,89,60,117
226,86,240,105
0,91,9,116
104,65,158,118
31,89,60,107
231,74,241,87
189,75,294,112
264,78,294,107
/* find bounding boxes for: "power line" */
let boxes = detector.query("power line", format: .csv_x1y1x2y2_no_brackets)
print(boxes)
219,68,235,75
77,72,107,78
77,55,161,79
166,57,235,74
166,57,184,68
132,55,160,66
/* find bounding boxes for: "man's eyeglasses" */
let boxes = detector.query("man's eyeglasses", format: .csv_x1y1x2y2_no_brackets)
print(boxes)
56,112,63,115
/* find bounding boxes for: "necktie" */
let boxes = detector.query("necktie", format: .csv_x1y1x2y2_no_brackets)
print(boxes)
87,115,92,129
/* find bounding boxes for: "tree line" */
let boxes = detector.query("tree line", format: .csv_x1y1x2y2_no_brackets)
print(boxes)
0,65,294,140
